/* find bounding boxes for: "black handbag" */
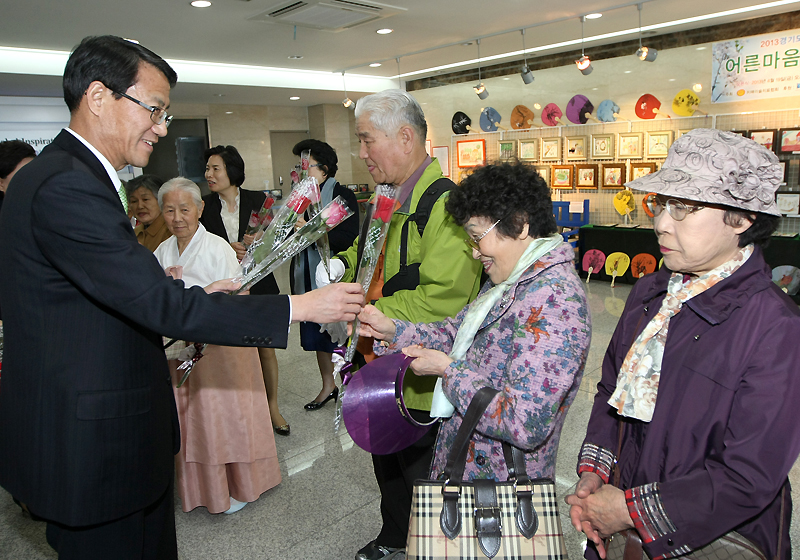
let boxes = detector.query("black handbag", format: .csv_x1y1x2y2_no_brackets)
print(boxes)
406,386,567,560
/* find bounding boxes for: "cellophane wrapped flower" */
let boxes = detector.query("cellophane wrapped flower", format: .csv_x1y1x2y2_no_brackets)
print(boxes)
332,184,399,430
175,196,354,386
244,196,275,238
234,196,354,294
247,177,319,269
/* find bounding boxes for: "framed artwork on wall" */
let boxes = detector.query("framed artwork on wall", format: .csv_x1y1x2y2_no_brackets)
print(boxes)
618,132,644,159
630,162,657,181
778,129,800,153
749,129,777,152
518,139,539,161
536,166,550,186
575,164,598,189
456,139,486,168
551,165,574,189
497,139,517,161
590,133,615,160
565,136,587,160
540,137,562,161
602,163,626,188
646,131,673,158
432,146,450,177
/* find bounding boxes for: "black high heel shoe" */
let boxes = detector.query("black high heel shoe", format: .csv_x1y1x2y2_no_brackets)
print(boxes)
304,387,339,411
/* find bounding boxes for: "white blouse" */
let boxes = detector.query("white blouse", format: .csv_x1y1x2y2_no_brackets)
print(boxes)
154,222,241,288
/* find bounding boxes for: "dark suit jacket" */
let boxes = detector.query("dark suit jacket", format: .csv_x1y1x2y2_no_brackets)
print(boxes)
201,189,279,295
0,130,290,526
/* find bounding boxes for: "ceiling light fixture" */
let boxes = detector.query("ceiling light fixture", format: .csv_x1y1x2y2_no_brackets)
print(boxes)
369,62,381,67
341,72,354,108
473,39,489,99
190,0,211,7
693,83,703,92
520,29,534,84
289,96,300,100
636,4,658,61
585,13,603,19
376,28,393,35
575,17,593,75
396,57,402,88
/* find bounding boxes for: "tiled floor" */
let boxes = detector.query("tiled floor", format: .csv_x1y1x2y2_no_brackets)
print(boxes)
1,266,798,559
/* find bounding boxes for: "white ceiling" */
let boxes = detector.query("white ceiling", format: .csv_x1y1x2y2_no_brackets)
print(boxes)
0,0,797,107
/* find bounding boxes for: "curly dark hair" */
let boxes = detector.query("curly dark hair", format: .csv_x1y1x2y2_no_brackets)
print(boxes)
292,139,338,179
446,160,556,239
723,210,780,247
204,145,245,187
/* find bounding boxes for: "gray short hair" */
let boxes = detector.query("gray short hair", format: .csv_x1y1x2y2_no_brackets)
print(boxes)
355,89,427,146
158,177,203,211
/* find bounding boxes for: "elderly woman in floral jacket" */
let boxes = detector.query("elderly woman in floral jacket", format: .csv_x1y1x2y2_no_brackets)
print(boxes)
358,160,591,481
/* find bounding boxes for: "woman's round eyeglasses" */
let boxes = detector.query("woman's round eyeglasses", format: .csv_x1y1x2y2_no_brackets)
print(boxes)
465,219,501,252
646,196,705,221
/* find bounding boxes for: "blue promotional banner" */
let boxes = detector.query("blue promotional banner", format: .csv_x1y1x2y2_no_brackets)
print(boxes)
712,30,800,103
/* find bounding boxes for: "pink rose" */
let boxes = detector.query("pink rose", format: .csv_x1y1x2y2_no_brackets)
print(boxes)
322,200,350,227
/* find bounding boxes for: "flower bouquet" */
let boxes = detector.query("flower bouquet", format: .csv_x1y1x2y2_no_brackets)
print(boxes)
331,184,399,428
174,196,354,387
299,149,332,278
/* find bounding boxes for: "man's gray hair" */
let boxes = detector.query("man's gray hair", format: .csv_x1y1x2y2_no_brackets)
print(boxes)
158,177,203,211
355,89,427,146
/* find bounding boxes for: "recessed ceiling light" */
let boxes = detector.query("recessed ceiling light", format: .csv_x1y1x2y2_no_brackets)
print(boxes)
624,70,632,74
376,28,393,35
585,13,602,19
289,96,300,100
225,111,233,114
592,87,598,90
288,55,303,60
502,77,510,80
214,93,225,97
693,83,703,92
669,78,676,81
696,46,707,50
191,0,211,7
369,62,382,67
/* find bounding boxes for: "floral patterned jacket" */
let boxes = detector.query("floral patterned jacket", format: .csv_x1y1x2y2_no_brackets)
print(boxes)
381,242,591,481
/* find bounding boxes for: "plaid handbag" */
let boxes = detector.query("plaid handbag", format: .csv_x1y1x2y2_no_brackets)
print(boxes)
406,387,567,560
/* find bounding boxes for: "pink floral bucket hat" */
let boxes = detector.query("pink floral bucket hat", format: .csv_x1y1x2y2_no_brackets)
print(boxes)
626,128,782,216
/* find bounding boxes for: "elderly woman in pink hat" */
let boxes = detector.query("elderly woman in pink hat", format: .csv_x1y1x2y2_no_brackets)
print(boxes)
566,129,800,560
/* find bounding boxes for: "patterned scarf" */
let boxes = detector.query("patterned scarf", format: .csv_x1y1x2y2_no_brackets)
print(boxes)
430,233,563,418
608,244,753,422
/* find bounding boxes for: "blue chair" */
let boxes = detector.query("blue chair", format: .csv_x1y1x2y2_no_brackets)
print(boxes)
552,200,590,249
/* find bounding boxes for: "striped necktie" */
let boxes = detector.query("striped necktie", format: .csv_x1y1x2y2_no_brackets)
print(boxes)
117,186,128,213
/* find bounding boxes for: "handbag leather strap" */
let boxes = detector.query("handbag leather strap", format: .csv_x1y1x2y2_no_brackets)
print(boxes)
440,386,499,483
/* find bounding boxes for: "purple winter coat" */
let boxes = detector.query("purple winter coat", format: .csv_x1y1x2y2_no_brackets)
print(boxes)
384,242,591,481
581,246,800,560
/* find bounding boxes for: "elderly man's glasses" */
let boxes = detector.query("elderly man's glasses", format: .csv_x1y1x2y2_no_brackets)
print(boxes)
646,196,705,221
464,219,501,252
111,89,173,128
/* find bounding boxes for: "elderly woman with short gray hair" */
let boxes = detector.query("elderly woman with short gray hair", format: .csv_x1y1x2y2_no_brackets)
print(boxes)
566,129,800,560
154,177,281,516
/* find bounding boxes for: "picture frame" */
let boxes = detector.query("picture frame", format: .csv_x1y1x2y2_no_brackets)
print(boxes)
778,128,800,154
551,165,574,189
618,132,644,159
646,130,673,158
749,129,777,153
630,162,657,181
730,130,749,137
575,164,599,189
602,163,626,188
777,193,800,216
540,137,562,161
590,133,615,160
270,188,283,200
346,184,358,191
456,139,486,168
536,166,550,186
518,139,539,161
432,146,450,177
676,129,692,139
565,136,588,160
497,139,517,161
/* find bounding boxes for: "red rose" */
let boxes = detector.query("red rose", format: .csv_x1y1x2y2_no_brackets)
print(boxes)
247,210,260,228
289,196,312,214
372,194,396,223
262,197,275,210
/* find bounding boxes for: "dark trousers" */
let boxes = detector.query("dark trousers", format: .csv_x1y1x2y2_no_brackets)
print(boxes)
45,478,177,560
373,416,439,549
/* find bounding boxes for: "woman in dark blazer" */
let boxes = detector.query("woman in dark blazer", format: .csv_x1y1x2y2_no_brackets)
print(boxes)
290,139,359,410
200,145,289,436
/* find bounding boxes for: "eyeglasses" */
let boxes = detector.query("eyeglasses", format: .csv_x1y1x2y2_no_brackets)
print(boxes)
646,196,705,221
111,89,173,128
464,219,501,252
309,164,321,168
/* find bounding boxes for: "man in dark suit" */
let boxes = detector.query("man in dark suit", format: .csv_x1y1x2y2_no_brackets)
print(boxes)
0,35,363,560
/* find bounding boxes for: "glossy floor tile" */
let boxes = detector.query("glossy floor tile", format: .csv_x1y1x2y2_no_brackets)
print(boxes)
1,269,798,559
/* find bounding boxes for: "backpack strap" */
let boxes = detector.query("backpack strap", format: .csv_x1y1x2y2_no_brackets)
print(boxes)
397,178,454,271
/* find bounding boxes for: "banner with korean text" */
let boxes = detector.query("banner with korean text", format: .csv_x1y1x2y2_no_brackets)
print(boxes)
712,30,800,103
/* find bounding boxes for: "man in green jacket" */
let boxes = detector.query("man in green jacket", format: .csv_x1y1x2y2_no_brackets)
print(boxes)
316,89,482,560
